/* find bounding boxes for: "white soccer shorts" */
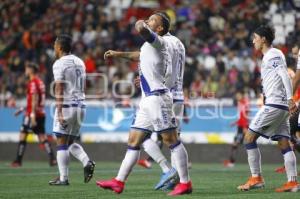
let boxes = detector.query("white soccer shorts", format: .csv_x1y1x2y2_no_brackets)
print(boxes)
53,105,85,137
249,105,290,140
131,93,176,133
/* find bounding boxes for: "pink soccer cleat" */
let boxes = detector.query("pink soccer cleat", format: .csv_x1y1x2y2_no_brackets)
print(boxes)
96,178,125,194
168,181,192,196
137,159,152,169
275,166,286,173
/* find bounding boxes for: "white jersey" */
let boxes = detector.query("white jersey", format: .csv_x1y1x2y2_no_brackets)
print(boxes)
139,34,170,97
53,54,86,104
164,33,185,101
261,48,291,106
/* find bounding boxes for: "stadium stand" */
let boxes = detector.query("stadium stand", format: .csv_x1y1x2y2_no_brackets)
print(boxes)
0,0,300,106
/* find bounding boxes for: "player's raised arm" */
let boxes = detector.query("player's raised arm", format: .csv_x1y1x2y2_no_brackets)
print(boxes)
135,20,158,42
104,50,140,61
135,14,170,48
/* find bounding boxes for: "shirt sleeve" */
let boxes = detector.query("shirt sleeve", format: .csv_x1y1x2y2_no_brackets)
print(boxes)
141,22,165,49
150,34,165,49
269,56,293,100
53,61,64,81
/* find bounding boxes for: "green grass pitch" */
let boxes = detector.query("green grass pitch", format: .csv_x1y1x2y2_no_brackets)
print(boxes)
0,162,299,199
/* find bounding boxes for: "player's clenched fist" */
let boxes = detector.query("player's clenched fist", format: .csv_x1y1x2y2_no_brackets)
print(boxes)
104,50,118,60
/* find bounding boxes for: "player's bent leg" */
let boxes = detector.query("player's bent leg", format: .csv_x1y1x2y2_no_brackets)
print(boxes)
142,136,174,189
96,129,146,194
68,141,95,183
238,130,264,191
275,138,299,192
160,130,192,196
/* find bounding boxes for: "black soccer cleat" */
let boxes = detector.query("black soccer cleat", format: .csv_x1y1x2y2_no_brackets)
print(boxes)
49,177,69,186
84,160,95,183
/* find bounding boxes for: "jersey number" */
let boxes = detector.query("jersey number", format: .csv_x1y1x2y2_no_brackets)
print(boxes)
75,69,84,91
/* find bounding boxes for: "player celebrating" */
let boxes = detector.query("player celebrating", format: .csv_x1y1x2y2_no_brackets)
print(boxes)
11,62,56,167
48,34,95,186
96,12,192,196
103,27,187,191
237,25,299,192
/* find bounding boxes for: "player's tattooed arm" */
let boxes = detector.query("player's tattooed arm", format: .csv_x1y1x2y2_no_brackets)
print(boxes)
104,50,140,61
55,81,65,125
135,20,164,49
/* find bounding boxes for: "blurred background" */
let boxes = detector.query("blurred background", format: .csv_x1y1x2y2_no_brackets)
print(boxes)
1,0,300,162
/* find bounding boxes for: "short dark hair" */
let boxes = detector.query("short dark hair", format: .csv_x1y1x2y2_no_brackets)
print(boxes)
154,11,170,35
56,34,72,53
254,25,275,45
26,62,39,73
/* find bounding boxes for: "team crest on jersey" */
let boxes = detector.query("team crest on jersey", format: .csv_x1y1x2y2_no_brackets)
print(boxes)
268,56,283,68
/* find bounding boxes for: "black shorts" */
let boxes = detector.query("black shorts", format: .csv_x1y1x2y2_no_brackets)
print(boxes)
20,116,45,134
234,126,244,144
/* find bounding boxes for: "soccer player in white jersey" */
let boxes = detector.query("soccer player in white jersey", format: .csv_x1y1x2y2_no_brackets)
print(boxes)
237,25,299,192
102,31,186,191
97,12,192,196
49,35,95,186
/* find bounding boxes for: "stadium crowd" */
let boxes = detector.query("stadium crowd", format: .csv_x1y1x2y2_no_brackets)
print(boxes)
0,0,300,106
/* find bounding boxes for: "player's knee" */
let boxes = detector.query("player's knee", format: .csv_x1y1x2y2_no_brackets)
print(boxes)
56,136,68,145
277,138,290,150
161,133,178,147
243,130,258,144
243,131,258,149
127,134,142,147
